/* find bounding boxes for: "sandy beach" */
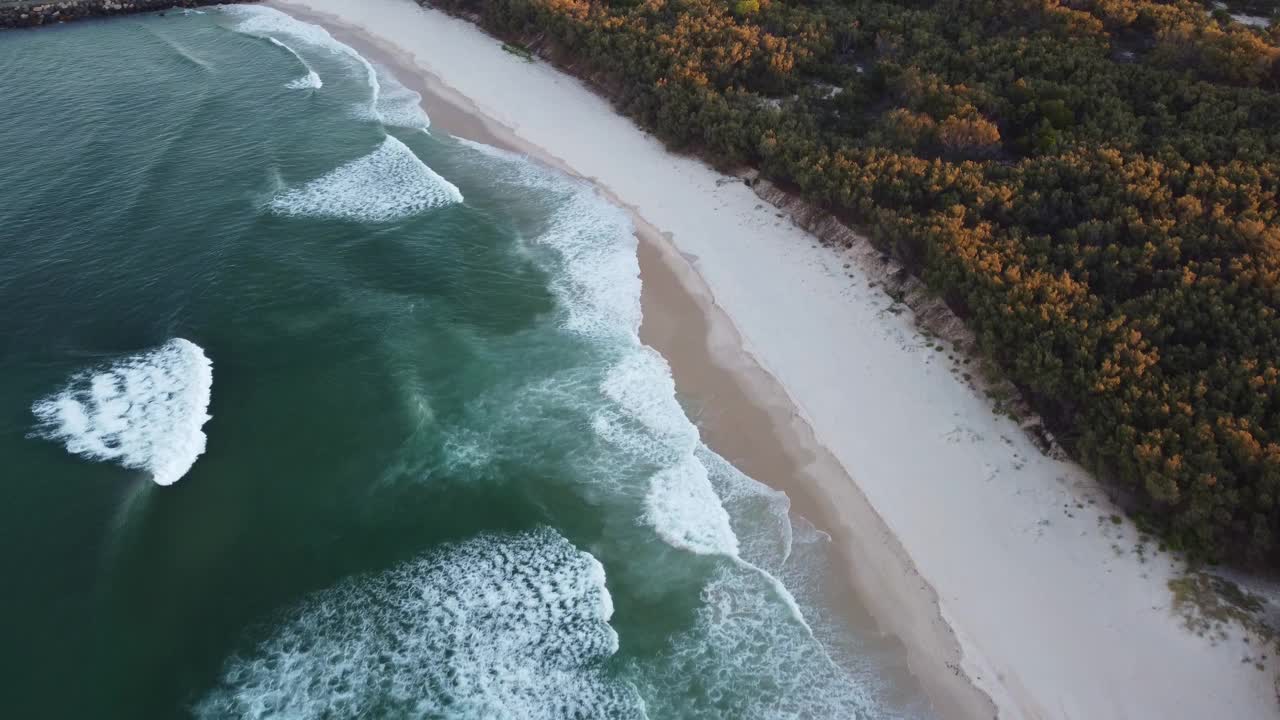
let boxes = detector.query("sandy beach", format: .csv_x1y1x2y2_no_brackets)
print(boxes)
269,1,1280,717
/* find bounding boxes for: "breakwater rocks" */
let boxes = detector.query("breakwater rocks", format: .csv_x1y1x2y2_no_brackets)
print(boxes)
0,0,254,28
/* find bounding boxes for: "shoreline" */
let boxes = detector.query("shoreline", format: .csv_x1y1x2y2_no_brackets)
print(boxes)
276,4,995,716
281,4,995,716
267,1,1280,718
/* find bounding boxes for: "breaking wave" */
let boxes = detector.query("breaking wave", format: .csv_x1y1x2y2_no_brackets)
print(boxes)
225,5,428,128
196,529,646,720
361,63,431,129
30,338,213,486
455,138,739,559
270,135,462,222
269,37,322,90
692,447,906,719
453,137,745,557
285,70,322,90
644,454,739,556
630,560,877,720
3,8,914,718
455,137,890,717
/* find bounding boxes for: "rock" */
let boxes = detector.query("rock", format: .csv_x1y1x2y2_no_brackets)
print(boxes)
0,0,260,29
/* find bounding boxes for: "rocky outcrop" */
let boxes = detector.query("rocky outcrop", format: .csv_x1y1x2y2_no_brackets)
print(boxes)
744,172,1067,459
0,0,255,28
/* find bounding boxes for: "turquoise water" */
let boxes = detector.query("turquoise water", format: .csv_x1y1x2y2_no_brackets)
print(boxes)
0,7,925,718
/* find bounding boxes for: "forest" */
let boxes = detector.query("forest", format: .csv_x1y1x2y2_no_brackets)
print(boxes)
424,0,1280,567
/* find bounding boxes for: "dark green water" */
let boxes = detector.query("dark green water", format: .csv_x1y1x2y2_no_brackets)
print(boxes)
0,7,925,719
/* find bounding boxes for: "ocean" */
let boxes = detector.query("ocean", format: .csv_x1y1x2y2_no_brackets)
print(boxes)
0,6,927,718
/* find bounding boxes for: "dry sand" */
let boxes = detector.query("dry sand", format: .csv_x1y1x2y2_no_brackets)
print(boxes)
269,1,1280,717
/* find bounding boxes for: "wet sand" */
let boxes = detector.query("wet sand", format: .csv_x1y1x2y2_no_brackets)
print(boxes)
269,4,996,717
265,3,1280,719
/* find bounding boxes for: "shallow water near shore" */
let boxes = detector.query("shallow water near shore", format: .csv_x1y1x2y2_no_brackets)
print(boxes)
0,7,931,718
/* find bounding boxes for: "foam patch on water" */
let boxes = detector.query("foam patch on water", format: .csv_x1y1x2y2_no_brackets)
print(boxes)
226,6,428,128
285,70,323,90
270,135,461,222
30,339,213,486
644,455,739,556
596,351,736,558
593,349,737,556
456,138,640,339
456,140,741,559
359,64,431,128
700,447,925,718
196,529,646,719
629,562,881,720
593,348,698,464
455,136,522,161
225,5,359,65
699,445,793,569
442,427,495,474
269,38,323,90
452,139,894,713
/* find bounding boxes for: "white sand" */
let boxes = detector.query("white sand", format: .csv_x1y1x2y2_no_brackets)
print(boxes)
272,1,1279,717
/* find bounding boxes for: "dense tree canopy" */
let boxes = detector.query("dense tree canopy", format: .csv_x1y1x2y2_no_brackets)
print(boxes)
427,0,1280,566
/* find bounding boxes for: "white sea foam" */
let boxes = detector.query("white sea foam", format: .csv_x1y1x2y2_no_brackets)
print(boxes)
226,6,429,128
596,351,746,560
442,428,494,473
596,348,699,459
531,181,639,339
225,5,357,61
457,140,739,558
285,70,323,90
360,64,432,128
696,447,921,718
699,445,793,568
453,138,883,713
629,562,881,720
455,136,522,161
594,349,738,556
269,37,323,90
30,339,213,486
456,137,640,338
196,529,646,719
270,135,462,222
644,455,739,556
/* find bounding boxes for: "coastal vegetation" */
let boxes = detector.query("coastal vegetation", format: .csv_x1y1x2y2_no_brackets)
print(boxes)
426,0,1280,566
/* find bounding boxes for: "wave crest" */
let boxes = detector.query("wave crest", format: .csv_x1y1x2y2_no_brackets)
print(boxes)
270,135,462,222
226,6,428,128
360,64,431,128
30,338,213,486
196,529,646,719
285,70,323,90
269,38,323,90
